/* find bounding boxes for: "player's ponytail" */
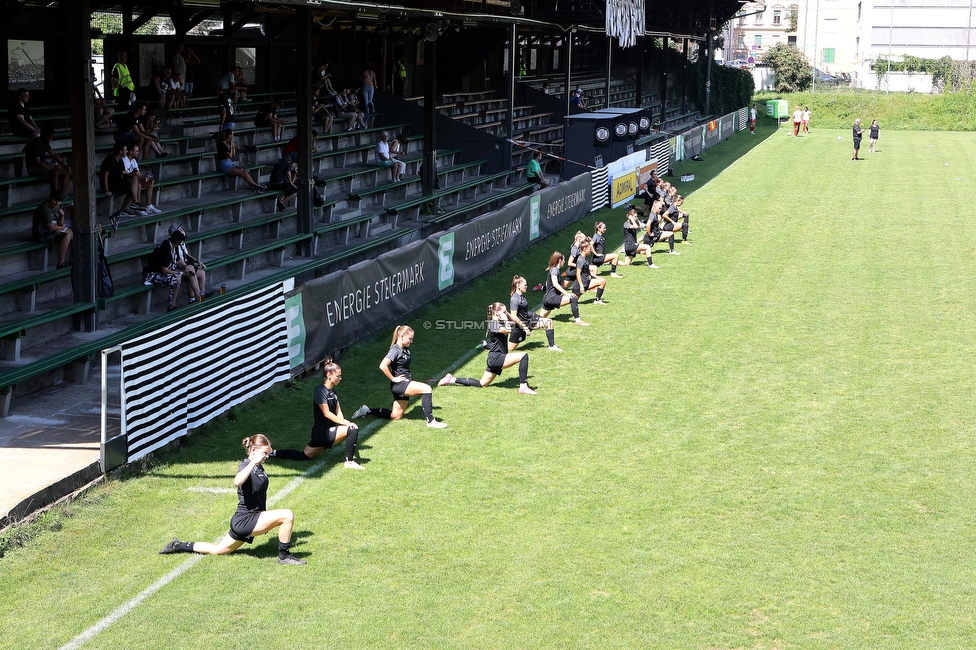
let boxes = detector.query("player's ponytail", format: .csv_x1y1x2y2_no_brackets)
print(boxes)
391,325,413,346
510,275,524,296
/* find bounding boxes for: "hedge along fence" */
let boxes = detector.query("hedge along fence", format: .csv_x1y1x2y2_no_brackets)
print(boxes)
874,55,976,93
688,56,755,116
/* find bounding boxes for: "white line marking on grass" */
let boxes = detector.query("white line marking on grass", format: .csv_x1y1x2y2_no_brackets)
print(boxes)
185,487,236,494
60,422,381,650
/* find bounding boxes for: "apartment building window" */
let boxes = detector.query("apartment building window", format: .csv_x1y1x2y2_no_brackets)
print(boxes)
755,11,764,25
755,35,762,47
788,35,797,47
773,9,781,25
822,48,835,63
738,34,746,49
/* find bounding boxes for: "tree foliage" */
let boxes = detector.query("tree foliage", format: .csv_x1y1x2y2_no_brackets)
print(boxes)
688,55,755,115
787,5,798,33
762,43,812,93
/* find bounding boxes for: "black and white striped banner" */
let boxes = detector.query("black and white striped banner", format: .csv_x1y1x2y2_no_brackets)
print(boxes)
590,166,609,211
120,283,291,461
737,107,748,131
650,138,671,175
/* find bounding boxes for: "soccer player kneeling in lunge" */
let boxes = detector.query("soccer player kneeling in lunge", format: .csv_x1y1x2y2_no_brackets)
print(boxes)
438,302,537,395
159,434,306,565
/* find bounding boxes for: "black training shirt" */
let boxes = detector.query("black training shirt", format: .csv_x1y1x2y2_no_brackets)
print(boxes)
386,344,412,382
487,320,508,358
312,383,338,434
236,459,268,513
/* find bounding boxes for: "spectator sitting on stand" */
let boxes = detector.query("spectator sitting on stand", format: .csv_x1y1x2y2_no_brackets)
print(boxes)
268,157,298,212
25,125,72,197
135,107,168,158
234,66,250,102
336,89,366,131
32,190,73,268
143,227,184,311
124,145,161,215
168,223,209,304
168,72,187,108
311,88,334,134
525,150,550,189
282,130,319,162
376,131,406,182
8,88,40,140
216,129,265,192
218,68,239,103
100,142,144,229
153,67,176,112
254,97,284,142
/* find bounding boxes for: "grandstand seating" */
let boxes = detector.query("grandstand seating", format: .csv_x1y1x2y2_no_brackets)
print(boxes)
0,91,533,415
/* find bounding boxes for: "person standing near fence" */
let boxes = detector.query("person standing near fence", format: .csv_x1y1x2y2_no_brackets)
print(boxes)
749,104,757,134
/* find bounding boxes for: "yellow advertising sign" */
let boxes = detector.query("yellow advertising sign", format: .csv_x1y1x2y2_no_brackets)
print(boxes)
611,171,637,207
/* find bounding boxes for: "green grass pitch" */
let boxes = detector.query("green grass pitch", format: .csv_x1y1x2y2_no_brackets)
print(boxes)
2,123,976,649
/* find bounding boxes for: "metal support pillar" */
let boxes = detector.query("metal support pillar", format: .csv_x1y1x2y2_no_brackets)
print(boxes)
66,0,97,332
635,37,644,107
505,23,516,166
563,31,573,116
660,36,669,125
224,8,234,72
682,38,690,112
296,6,313,255
704,32,713,116
422,38,437,196
605,37,612,108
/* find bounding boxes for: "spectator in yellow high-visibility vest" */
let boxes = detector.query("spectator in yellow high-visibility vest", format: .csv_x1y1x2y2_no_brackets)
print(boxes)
111,50,136,108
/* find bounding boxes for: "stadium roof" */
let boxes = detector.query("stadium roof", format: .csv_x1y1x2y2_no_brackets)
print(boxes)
28,0,743,42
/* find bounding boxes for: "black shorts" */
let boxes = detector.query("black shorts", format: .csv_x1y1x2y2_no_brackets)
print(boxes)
624,244,638,257
486,355,505,376
853,138,862,148
542,295,562,311
118,132,138,147
391,380,411,400
572,278,589,294
661,222,678,232
254,117,271,128
308,425,338,450
37,230,67,245
229,509,261,543
592,254,607,266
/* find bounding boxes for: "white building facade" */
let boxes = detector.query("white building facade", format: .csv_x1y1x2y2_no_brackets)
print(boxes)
796,0,976,90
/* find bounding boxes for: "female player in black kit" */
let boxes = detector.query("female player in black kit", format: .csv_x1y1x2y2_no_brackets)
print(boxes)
271,359,364,469
159,434,306,565
539,251,588,326
571,239,608,304
645,200,680,256
591,222,623,278
353,325,447,428
438,302,537,394
508,275,562,352
618,208,657,268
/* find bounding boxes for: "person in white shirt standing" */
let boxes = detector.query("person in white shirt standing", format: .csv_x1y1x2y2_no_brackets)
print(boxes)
749,104,757,134
792,107,803,137
802,106,811,134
